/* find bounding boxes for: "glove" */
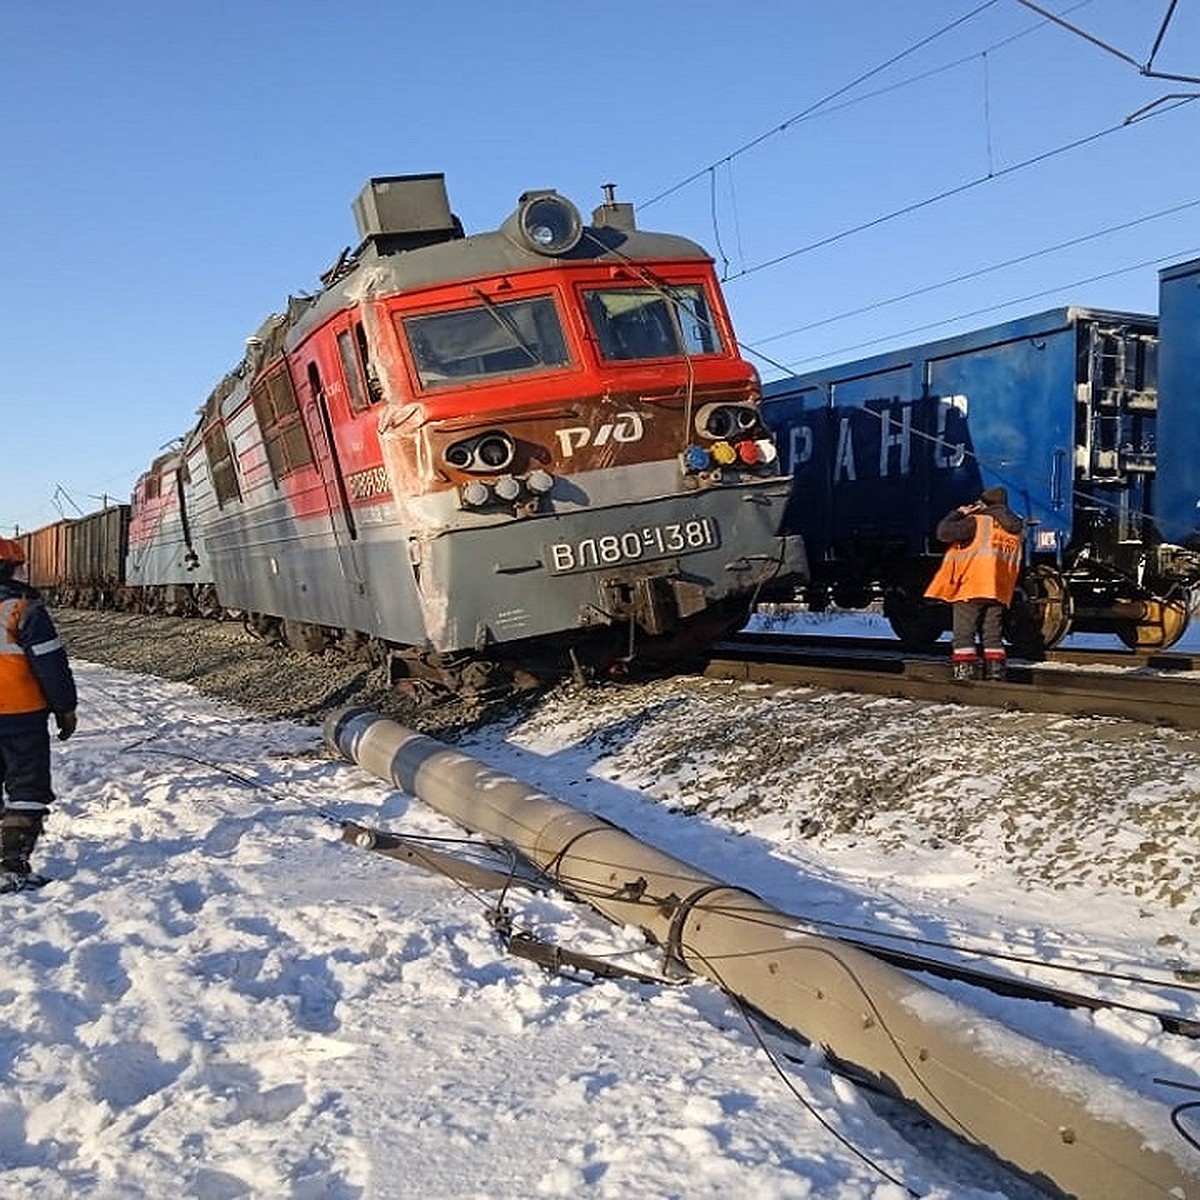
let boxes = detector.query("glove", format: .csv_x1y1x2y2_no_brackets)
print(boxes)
55,710,77,742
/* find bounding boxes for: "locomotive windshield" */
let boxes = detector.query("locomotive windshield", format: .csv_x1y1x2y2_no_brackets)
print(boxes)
401,296,570,388
583,285,722,361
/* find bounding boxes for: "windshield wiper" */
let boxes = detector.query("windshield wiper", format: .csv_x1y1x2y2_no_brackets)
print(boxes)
470,288,543,365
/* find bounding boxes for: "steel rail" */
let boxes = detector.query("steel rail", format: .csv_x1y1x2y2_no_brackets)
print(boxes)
706,639,1200,730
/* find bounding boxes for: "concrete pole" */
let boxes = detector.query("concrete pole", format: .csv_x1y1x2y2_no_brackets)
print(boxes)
325,706,1200,1200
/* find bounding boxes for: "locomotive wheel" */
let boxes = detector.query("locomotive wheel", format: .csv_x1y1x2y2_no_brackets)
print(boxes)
1006,565,1072,657
244,613,284,644
283,619,329,654
1114,596,1191,651
193,584,222,619
884,594,944,650
163,584,191,617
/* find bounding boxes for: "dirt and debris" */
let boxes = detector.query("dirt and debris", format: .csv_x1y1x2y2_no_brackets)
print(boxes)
54,609,499,737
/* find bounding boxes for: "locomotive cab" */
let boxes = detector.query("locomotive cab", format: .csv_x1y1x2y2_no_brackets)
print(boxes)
350,183,806,683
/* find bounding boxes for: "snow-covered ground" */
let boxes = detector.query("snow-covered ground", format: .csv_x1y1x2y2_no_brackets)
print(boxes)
3,621,1199,1198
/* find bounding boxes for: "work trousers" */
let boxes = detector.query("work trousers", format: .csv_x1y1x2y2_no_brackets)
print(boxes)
0,722,54,809
951,600,1006,655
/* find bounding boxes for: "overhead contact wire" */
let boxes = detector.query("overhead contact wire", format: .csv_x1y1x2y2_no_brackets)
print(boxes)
726,102,1197,284
639,0,1002,211
772,242,1200,368
747,195,1200,347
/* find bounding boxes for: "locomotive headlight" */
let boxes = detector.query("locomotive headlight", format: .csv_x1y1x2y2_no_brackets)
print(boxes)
494,474,521,501
461,480,490,507
695,402,760,440
754,438,778,465
710,441,737,466
443,430,516,473
503,191,583,256
475,432,515,470
704,407,734,438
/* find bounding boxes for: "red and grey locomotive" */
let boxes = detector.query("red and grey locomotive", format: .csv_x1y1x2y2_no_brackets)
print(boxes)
28,174,807,695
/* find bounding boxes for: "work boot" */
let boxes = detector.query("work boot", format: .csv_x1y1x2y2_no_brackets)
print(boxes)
1,816,41,878
951,655,981,682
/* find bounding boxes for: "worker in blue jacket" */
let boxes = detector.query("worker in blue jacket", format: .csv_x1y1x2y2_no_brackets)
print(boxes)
0,537,77,889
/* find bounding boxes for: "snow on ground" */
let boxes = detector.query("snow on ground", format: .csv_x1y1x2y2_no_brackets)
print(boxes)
2,619,1199,1198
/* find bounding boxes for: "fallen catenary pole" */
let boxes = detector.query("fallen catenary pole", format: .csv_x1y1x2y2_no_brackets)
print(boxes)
325,706,1199,1200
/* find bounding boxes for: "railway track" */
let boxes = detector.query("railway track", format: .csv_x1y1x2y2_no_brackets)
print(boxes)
706,632,1200,729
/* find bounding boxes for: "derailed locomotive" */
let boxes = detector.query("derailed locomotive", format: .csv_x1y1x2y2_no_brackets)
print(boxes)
24,174,806,695
762,255,1200,653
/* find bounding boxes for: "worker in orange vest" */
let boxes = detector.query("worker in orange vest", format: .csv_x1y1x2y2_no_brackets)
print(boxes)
0,537,77,890
924,487,1023,681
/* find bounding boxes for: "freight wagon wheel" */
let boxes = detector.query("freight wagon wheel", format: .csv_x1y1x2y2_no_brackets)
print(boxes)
883,591,945,650
1114,595,1191,651
1006,565,1072,657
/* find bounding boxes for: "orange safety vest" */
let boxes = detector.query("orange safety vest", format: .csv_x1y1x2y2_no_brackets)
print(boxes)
925,515,1022,606
0,597,51,715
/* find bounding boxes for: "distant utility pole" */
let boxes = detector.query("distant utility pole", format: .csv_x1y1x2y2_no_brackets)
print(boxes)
51,484,85,518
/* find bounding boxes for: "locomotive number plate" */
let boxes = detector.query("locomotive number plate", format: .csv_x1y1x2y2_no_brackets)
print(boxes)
547,518,718,574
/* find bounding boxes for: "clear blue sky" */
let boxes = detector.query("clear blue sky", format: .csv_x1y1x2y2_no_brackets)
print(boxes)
2,0,1197,535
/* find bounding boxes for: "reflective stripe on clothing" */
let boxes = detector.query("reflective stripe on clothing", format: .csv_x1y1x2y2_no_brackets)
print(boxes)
925,515,1022,606
1,600,61,657
0,598,50,715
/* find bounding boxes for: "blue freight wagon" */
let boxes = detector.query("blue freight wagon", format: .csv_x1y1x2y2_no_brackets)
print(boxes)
762,256,1200,652
1154,256,1200,550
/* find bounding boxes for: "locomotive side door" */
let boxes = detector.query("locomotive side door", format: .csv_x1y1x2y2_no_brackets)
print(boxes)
302,359,366,589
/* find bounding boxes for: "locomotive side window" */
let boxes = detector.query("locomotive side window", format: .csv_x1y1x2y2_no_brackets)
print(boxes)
251,366,315,482
204,421,241,506
337,321,383,411
400,296,570,389
584,285,721,361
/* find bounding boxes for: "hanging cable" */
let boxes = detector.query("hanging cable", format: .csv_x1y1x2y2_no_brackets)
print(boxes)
639,0,1002,210
707,168,731,278
682,940,935,1195
1155,1078,1200,1154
